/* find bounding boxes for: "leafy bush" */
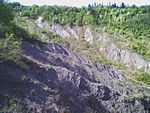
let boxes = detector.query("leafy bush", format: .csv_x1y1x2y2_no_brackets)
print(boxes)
0,33,22,61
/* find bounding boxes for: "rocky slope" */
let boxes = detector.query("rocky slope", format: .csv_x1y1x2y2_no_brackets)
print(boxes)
0,42,150,113
36,18,150,74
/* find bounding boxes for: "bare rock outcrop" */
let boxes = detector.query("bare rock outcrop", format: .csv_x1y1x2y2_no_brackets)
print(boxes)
97,34,150,74
0,42,149,113
36,19,150,74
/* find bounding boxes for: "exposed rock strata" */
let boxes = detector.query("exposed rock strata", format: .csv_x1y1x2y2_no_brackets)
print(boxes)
36,19,150,74
0,42,149,113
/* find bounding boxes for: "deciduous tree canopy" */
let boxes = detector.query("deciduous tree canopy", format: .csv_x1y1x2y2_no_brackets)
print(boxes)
0,0,14,24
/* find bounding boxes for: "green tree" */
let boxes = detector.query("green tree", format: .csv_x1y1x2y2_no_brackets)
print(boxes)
0,0,14,24
83,14,95,25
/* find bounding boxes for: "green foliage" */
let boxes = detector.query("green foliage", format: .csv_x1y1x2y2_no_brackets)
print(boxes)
0,33,22,61
0,1,25,62
47,31,64,44
135,71,150,85
0,1,14,24
52,36,63,44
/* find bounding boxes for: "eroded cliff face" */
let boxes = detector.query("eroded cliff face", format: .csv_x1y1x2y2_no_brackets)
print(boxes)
0,42,149,113
1,18,149,113
36,19,150,74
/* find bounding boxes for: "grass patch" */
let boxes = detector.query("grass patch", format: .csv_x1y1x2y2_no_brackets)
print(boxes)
134,72,150,85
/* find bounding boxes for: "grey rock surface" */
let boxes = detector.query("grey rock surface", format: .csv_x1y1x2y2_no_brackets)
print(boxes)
84,28,94,43
0,42,150,113
98,35,150,74
36,19,150,74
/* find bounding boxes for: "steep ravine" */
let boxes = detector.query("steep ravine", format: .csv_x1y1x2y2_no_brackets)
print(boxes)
36,18,150,74
0,42,150,113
